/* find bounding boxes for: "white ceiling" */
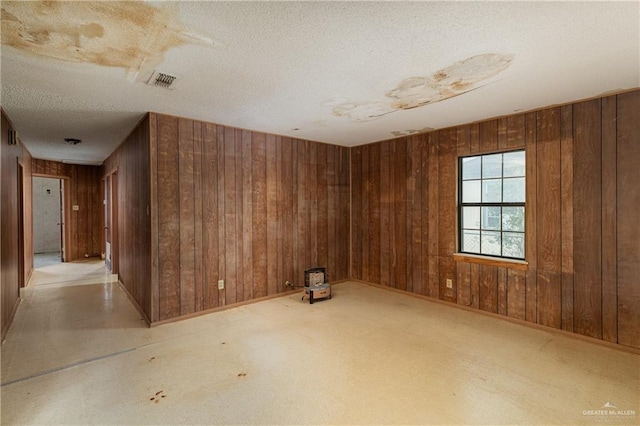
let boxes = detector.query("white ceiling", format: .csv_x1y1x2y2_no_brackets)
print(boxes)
1,1,639,165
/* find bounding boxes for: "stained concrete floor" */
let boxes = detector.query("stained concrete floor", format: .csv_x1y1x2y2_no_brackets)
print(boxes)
1,260,638,425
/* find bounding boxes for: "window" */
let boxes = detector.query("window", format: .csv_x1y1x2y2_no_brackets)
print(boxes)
459,150,525,260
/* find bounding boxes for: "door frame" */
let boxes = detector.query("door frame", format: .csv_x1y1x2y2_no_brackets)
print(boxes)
17,161,24,288
104,169,118,275
32,174,70,262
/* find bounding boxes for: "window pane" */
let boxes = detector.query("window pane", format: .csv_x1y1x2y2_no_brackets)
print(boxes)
502,206,524,232
462,230,480,253
482,206,501,230
462,180,481,203
482,179,502,202
503,151,525,177
462,156,481,180
463,206,480,229
482,154,503,178
503,232,525,258
503,177,525,202
481,231,501,256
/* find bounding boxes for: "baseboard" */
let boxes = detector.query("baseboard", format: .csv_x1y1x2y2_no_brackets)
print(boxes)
149,279,350,327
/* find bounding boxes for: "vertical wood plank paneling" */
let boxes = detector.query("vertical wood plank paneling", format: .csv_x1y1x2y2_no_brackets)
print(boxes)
601,96,617,343
536,108,562,273
327,144,337,282
470,263,480,309
573,99,602,338
439,257,456,303
616,91,640,348
202,123,219,309
457,125,471,157
536,108,562,328
394,140,408,290
507,269,526,320
292,140,300,284
525,112,538,322
235,129,245,302
266,134,277,295
339,146,350,279
498,267,507,316
157,115,181,320
149,113,159,321
438,129,456,300
280,137,293,289
369,143,381,285
317,143,329,278
457,261,471,306
251,132,267,298
479,265,498,313
470,123,480,154
241,130,253,301
560,104,574,333
1,111,24,339
361,145,370,283
507,114,526,149
438,129,456,257
308,142,318,269
216,125,227,306
409,135,423,295
379,142,391,287
224,127,238,304
420,135,430,297
193,122,203,312
498,117,508,150
351,146,362,279
178,118,196,315
479,120,498,152
427,132,439,297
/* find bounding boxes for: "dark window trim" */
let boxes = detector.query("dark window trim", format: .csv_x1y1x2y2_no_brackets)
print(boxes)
458,150,526,261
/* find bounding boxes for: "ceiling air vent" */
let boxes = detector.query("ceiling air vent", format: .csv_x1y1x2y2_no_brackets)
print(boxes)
147,71,178,89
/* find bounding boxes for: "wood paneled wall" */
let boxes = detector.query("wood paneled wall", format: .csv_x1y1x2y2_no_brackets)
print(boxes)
32,159,103,261
148,113,350,322
1,110,24,340
21,149,33,286
351,90,640,349
102,116,152,319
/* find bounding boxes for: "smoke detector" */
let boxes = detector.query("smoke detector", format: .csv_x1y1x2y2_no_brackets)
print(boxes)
147,71,178,89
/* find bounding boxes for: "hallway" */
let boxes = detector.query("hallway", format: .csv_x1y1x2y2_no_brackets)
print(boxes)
1,261,638,424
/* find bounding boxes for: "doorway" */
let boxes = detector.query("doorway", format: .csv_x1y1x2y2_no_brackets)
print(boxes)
104,171,118,274
32,177,64,269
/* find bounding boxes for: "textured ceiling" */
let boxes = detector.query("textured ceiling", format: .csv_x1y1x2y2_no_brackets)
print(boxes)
1,1,639,165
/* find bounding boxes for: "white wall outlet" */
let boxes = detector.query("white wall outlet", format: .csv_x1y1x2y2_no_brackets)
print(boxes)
72,205,80,211
218,279,224,290
446,279,453,289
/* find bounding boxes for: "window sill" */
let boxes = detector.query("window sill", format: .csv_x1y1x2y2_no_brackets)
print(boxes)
453,253,528,270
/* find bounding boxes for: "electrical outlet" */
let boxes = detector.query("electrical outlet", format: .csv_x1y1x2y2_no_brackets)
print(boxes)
218,279,224,290
446,278,453,289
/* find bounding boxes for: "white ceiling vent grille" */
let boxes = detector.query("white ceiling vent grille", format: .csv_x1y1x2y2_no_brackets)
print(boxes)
147,71,178,89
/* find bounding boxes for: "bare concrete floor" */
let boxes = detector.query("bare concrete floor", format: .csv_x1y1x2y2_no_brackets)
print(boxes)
1,260,638,425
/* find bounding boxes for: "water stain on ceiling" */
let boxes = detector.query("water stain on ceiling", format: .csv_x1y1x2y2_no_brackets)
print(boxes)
333,53,514,122
1,1,218,78
390,126,435,137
